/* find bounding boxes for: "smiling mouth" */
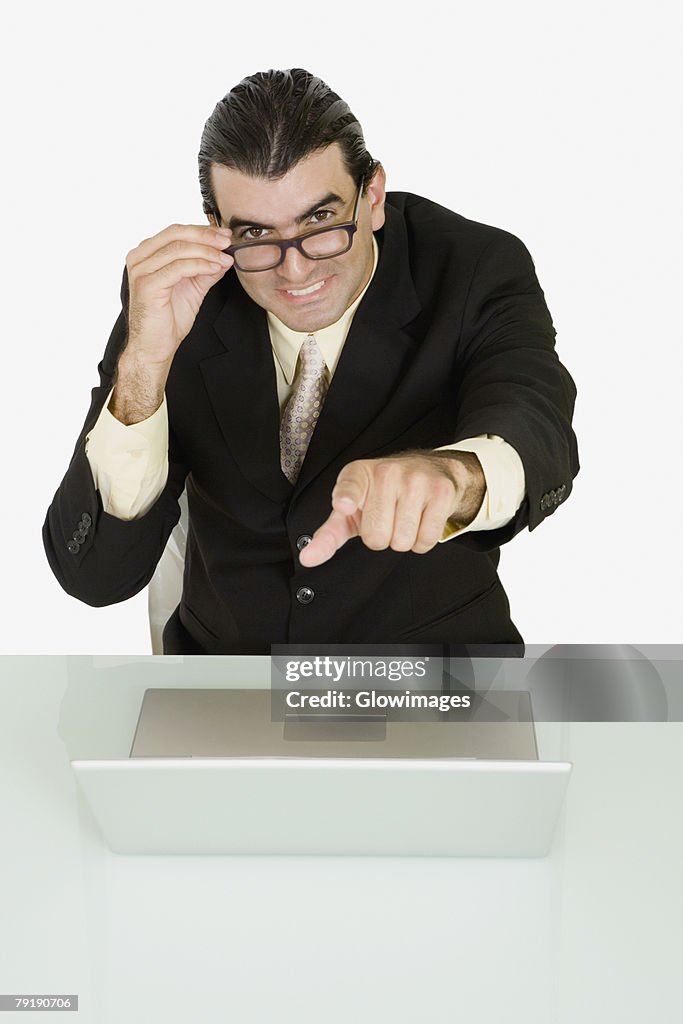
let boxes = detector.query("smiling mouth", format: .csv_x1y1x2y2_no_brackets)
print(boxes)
284,279,327,297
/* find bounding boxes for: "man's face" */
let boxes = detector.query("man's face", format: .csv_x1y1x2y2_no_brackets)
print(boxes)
209,143,386,333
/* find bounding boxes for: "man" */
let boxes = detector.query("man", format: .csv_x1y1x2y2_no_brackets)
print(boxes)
43,68,579,653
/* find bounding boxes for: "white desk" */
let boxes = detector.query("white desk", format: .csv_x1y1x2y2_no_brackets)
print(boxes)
0,656,681,1023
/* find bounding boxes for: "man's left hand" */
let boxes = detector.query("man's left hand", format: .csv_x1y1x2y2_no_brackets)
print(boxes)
299,451,486,568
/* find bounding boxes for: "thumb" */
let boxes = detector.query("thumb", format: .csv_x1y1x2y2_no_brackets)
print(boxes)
331,461,372,516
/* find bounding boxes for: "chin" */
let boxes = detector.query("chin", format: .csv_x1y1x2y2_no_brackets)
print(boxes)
283,306,343,333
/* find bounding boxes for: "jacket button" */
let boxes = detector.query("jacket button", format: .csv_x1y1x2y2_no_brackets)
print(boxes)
67,540,80,555
296,586,315,605
73,530,86,543
78,519,89,533
296,534,313,551
81,513,92,527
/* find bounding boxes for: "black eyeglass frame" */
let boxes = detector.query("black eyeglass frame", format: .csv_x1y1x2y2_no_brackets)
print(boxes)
216,182,364,272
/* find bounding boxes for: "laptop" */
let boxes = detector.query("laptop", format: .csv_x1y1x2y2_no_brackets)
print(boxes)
72,688,571,857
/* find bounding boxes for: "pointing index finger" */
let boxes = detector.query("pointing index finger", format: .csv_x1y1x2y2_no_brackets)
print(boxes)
299,510,358,567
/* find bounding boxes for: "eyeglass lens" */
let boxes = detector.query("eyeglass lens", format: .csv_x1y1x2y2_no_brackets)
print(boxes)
234,228,351,271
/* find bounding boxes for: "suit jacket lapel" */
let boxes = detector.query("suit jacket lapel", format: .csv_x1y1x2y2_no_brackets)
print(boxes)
201,280,291,504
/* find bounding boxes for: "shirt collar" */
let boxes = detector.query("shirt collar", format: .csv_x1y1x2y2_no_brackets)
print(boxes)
267,234,379,384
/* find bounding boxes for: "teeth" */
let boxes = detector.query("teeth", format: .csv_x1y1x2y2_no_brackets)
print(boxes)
287,280,326,296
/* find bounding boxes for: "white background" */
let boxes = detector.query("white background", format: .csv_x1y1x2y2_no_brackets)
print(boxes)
2,0,681,653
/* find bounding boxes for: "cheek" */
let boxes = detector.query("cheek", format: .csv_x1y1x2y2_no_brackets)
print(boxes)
236,271,271,302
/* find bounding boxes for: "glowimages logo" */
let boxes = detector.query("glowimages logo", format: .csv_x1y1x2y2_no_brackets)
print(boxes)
284,688,472,711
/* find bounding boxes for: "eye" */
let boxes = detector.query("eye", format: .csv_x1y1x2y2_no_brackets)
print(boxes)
241,226,267,241
309,210,334,225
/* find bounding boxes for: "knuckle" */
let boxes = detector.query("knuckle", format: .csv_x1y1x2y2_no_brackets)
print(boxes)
390,530,415,552
399,516,420,536
390,541,411,553
422,508,447,532
336,460,361,485
373,462,394,483
363,535,388,551
131,267,151,288
436,475,456,498
361,517,389,550
411,528,438,552
390,511,420,551
363,505,386,530
403,472,425,498
154,260,176,280
332,482,357,505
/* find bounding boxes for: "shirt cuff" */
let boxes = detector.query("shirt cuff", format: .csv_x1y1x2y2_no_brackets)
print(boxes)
85,390,169,520
435,435,526,541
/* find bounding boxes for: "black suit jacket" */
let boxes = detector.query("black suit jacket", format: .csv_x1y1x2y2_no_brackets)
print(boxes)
43,193,579,652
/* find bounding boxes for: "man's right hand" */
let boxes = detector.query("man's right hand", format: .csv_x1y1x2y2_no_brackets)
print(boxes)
111,224,234,424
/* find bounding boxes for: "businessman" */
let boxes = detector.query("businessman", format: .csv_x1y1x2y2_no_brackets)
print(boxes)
43,68,579,653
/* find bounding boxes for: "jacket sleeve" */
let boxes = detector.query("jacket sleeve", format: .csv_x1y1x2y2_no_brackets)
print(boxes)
451,230,579,552
42,268,189,606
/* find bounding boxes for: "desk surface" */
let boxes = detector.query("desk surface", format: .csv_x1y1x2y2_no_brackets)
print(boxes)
0,656,681,1024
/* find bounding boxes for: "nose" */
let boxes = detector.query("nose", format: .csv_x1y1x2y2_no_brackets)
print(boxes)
276,244,313,283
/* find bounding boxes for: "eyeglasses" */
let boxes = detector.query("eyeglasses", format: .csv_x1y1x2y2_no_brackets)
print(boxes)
217,184,363,272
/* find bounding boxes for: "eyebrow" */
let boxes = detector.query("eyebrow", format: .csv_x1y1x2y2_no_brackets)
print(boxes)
226,192,346,232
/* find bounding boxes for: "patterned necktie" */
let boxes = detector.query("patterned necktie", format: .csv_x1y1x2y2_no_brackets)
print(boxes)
280,334,329,484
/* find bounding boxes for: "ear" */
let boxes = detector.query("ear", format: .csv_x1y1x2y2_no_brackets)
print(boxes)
206,211,217,227
366,164,387,231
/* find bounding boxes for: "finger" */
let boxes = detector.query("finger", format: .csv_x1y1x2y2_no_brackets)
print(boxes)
412,487,457,554
135,257,232,294
331,461,373,516
193,269,231,290
130,241,233,281
357,462,402,550
127,224,232,271
298,510,359,568
389,486,428,552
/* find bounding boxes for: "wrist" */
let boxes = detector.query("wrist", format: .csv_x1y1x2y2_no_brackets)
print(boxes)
110,348,170,425
119,334,174,376
434,451,486,526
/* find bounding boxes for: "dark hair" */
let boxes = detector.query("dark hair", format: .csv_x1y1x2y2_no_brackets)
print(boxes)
198,68,379,217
